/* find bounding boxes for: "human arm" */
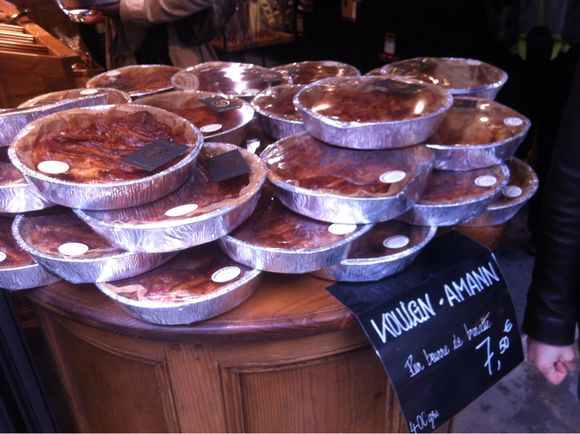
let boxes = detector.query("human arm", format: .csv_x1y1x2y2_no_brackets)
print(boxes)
119,0,215,26
522,57,580,383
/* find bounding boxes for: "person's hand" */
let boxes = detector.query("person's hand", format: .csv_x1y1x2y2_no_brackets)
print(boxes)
81,2,119,24
81,9,106,25
526,336,577,385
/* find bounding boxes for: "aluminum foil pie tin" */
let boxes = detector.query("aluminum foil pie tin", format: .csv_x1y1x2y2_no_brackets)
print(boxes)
75,143,267,253
313,222,437,282
426,97,530,170
293,76,452,149
261,133,434,224
171,61,287,99
86,64,182,98
12,209,175,284
251,84,305,139
1,88,130,148
18,87,131,109
219,193,372,273
96,244,262,325
272,60,360,85
138,90,254,146
0,149,54,214
8,104,203,210
460,158,538,226
399,164,510,226
0,217,61,291
381,57,508,99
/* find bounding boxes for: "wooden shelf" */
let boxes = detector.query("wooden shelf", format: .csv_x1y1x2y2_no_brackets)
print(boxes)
212,30,295,53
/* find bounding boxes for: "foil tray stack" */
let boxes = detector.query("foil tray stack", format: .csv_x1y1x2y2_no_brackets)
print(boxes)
0,58,537,319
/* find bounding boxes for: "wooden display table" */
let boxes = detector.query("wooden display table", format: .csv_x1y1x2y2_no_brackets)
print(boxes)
26,227,506,432
27,274,408,433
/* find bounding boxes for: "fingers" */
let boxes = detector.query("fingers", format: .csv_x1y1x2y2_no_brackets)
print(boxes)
539,363,568,385
81,10,105,25
526,337,577,385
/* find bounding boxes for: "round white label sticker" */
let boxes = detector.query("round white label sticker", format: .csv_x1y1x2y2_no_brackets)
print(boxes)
80,89,99,95
504,117,524,127
383,235,410,249
164,203,199,217
211,266,241,283
379,170,407,184
474,175,498,188
328,224,357,235
200,123,223,133
465,59,482,66
502,185,523,199
37,160,70,175
58,242,89,256
0,251,6,263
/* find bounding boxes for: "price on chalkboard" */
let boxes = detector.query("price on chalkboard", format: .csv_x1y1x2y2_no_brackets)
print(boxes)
327,231,523,433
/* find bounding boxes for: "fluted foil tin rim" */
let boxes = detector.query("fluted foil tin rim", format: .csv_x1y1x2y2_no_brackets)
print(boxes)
219,222,373,273
424,97,532,159
8,104,203,210
261,139,432,204
86,64,181,98
137,90,254,144
251,85,304,126
312,224,437,281
293,76,453,129
0,181,54,214
261,139,433,223
461,159,539,227
96,266,261,309
11,214,177,283
0,261,61,291
382,57,508,96
488,160,538,211
74,142,267,230
336,224,437,266
401,164,510,226
271,60,361,85
17,87,132,109
172,61,286,99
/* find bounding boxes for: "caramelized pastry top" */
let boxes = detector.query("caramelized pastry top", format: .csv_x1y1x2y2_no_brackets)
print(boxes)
263,133,433,198
230,192,360,249
17,208,122,259
418,166,506,205
29,111,191,183
383,57,506,91
273,61,359,85
0,217,33,268
99,244,254,303
427,98,527,146
87,65,180,95
252,85,303,121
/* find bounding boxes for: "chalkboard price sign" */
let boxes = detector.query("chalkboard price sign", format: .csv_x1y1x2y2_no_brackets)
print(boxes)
327,231,523,433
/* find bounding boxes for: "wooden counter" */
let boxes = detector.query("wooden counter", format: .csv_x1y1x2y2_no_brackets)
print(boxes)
26,226,505,432
27,273,408,433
